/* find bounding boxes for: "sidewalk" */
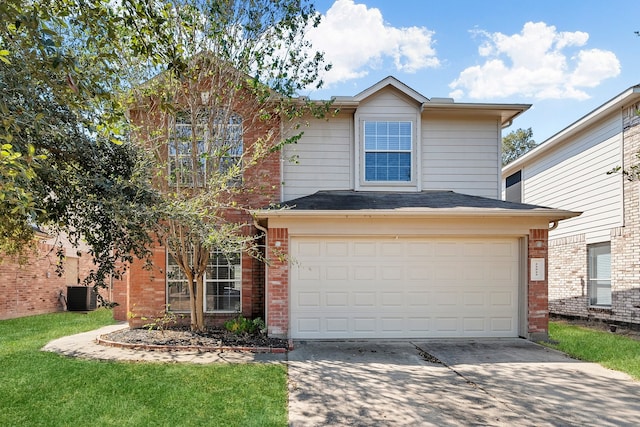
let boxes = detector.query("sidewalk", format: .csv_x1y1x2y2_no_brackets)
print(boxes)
41,323,286,364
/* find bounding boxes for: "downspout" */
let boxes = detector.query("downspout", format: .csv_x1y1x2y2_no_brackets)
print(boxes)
253,218,269,331
548,220,559,231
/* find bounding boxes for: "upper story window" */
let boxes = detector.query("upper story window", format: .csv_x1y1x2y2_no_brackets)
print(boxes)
505,170,522,203
168,110,243,186
364,121,412,182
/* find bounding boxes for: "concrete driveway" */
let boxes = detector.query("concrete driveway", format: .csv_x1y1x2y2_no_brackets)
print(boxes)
287,339,640,426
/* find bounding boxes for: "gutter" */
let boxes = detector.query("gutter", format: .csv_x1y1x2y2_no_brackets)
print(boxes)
254,208,580,222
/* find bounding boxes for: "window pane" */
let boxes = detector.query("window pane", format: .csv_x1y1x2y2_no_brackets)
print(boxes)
588,243,611,306
168,111,243,187
167,248,242,313
365,153,411,182
364,121,412,182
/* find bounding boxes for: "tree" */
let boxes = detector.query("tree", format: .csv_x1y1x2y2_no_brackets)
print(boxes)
0,57,160,289
128,0,330,331
502,127,537,166
0,1,163,290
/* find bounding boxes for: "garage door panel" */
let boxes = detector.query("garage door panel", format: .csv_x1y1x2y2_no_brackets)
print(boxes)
290,237,520,338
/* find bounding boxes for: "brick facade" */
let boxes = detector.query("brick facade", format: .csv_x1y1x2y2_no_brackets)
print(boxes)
548,235,588,317
549,103,640,325
528,228,549,340
265,227,289,337
0,240,97,320
121,87,282,327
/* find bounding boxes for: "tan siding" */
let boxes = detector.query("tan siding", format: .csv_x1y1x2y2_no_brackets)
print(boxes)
423,117,500,198
282,115,352,200
356,89,419,116
522,114,622,242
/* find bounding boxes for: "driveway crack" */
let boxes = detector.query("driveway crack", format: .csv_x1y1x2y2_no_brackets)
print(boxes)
411,342,520,414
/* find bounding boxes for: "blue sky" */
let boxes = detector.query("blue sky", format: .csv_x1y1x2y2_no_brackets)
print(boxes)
302,0,640,143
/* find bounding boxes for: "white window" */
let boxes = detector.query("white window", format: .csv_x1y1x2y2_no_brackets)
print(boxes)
588,242,611,307
167,249,242,313
168,110,243,186
364,121,412,182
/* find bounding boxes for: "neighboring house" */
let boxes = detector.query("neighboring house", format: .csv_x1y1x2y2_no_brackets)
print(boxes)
118,76,577,340
0,233,96,320
502,84,640,326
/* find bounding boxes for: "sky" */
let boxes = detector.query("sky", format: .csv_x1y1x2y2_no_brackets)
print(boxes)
301,0,640,143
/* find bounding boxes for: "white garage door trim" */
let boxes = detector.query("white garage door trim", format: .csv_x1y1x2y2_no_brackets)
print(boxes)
290,236,520,339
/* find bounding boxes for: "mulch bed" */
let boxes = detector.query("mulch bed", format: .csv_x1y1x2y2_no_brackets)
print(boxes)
100,327,290,353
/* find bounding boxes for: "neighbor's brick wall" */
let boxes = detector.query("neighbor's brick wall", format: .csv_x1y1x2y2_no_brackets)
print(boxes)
547,104,640,326
607,105,640,324
548,235,588,317
0,241,95,320
266,227,289,338
528,228,549,339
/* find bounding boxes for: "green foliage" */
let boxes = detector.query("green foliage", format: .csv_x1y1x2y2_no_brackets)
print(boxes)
127,0,331,332
0,0,162,286
502,127,537,166
546,321,640,380
1,0,331,321
142,307,185,333
225,315,266,335
609,150,640,181
0,310,287,426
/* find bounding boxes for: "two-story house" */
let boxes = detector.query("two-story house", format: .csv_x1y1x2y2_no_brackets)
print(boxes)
502,84,640,327
118,76,577,341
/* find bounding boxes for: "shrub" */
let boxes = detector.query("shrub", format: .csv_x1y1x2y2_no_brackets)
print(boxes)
224,315,265,335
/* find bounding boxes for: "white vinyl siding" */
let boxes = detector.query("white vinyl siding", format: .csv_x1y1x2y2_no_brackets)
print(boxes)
282,116,352,200
422,117,500,198
522,115,622,242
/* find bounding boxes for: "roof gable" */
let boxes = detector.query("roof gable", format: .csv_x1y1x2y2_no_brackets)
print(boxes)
353,76,429,103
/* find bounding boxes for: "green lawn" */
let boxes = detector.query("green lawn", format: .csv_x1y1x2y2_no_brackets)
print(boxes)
0,309,287,427
547,321,640,380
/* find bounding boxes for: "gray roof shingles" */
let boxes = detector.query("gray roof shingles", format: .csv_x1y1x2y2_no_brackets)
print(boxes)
279,190,556,212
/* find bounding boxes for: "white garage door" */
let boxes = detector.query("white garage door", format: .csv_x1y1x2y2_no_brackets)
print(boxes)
290,236,520,339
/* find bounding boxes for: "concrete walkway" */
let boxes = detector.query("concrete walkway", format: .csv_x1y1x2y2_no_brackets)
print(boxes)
41,323,285,364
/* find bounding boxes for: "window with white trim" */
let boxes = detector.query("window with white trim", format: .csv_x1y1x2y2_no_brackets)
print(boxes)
167,248,242,313
588,242,611,307
364,121,412,182
168,110,243,186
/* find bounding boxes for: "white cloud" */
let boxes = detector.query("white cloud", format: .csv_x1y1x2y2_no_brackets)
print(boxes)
449,22,620,100
307,0,439,86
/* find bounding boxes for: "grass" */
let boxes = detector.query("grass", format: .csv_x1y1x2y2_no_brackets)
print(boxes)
0,309,287,426
547,321,640,380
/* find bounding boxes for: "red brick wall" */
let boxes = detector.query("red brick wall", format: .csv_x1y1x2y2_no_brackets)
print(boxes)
123,244,167,328
122,237,268,328
0,241,95,320
528,228,549,339
124,86,282,327
266,227,289,337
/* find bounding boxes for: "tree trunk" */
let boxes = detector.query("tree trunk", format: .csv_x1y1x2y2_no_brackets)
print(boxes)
194,274,205,332
186,272,198,331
